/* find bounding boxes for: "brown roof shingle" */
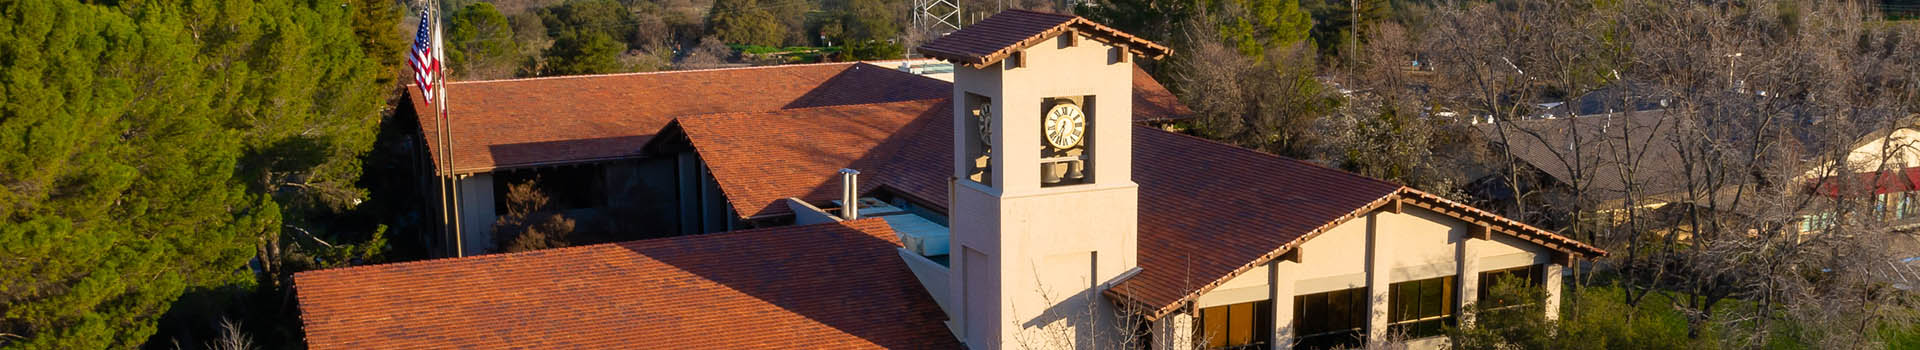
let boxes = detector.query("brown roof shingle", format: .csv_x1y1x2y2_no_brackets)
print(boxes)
665,98,1607,318
295,219,961,349
916,10,1171,68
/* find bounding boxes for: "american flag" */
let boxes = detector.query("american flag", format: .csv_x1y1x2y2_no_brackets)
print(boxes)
408,10,442,106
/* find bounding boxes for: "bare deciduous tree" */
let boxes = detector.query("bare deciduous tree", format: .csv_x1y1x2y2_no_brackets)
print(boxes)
1424,0,1920,347
492,179,577,254
1168,14,1335,160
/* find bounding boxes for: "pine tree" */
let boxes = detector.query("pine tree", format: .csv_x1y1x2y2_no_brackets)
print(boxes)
542,29,626,75
1214,0,1315,57
0,1,272,348
447,2,520,79
1,0,392,347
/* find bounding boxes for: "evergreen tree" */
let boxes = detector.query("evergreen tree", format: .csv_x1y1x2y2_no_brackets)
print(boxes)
538,0,637,45
1076,0,1195,43
824,0,903,60
447,2,519,79
1,0,392,347
707,0,787,46
1214,0,1315,57
0,1,272,348
542,30,626,75
1304,0,1389,61
350,0,408,88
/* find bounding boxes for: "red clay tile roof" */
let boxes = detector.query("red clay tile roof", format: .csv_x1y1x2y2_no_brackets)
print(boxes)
410,62,949,174
661,100,951,219
662,100,1608,319
1130,66,1190,122
295,219,960,349
917,10,1171,68
411,62,1187,174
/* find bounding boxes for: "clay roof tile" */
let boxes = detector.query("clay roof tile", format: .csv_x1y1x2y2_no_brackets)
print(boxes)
295,219,960,349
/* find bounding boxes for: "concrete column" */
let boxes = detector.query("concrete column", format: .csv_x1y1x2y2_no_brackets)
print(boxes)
1456,234,1481,326
1153,312,1195,350
675,152,699,235
1364,213,1391,343
1544,262,1564,321
1270,260,1297,350
457,174,496,255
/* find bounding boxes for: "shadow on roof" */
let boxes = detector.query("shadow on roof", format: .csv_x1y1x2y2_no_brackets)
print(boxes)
486,135,653,169
614,221,958,348
782,63,951,110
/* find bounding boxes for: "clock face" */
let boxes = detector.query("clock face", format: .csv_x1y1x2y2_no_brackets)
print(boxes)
1043,102,1086,149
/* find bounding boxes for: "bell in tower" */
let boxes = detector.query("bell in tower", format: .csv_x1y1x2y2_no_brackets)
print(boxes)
918,9,1170,350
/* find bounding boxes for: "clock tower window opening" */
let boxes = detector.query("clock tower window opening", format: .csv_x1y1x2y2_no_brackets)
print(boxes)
1040,95,1093,187
965,93,994,187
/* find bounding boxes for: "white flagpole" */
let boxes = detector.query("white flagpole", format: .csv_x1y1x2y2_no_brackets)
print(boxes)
432,2,464,257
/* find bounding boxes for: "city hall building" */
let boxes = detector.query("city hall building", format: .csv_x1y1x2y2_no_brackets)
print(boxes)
295,10,1605,350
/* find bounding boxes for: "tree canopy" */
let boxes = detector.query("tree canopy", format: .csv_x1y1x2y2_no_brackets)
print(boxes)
542,29,627,75
0,0,391,347
707,0,788,47
448,2,520,79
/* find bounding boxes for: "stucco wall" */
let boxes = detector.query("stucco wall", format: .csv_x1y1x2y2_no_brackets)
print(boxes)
1160,206,1562,350
1801,127,1920,181
949,31,1143,350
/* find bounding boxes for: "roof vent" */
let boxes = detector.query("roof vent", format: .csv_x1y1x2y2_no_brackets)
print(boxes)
840,168,860,220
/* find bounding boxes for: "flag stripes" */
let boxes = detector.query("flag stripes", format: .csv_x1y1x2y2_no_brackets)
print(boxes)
409,10,441,106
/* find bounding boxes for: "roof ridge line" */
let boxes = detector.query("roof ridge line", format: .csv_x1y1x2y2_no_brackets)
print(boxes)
1134,126,1404,188
293,219,885,278
1396,188,1609,256
1125,190,1404,320
1131,186,1608,320
672,97,951,121
420,61,861,86
856,61,961,86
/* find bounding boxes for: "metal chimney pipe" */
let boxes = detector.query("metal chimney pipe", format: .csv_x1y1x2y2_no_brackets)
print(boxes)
840,168,860,220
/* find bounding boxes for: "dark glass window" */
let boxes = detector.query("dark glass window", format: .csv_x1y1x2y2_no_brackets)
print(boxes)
1293,288,1367,350
1197,300,1272,349
493,166,605,211
1478,265,1544,309
1388,276,1456,339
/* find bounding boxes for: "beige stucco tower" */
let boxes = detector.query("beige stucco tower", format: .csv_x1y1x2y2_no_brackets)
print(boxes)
918,10,1171,350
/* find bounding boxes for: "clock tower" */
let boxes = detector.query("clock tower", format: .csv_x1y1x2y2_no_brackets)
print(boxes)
918,10,1170,349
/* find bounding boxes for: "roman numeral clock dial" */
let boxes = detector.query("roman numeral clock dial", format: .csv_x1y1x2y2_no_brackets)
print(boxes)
1043,102,1086,149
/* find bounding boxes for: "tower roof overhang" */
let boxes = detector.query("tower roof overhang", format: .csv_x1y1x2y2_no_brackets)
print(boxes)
915,10,1171,68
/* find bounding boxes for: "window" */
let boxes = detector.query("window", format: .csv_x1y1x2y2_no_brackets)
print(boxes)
1478,265,1544,309
1038,96,1094,188
1903,192,1917,218
1876,193,1889,218
1293,288,1367,350
1197,300,1272,349
493,166,605,211
1799,212,1834,233
963,93,993,187
1388,276,1455,339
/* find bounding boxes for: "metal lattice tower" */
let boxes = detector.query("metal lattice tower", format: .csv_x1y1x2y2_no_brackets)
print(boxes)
913,0,963,37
